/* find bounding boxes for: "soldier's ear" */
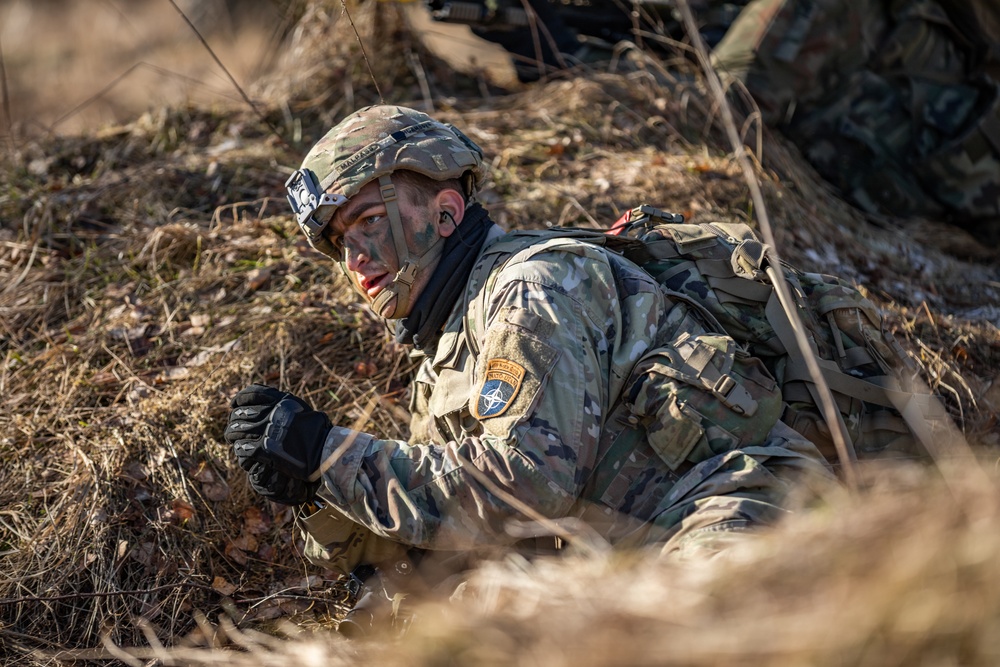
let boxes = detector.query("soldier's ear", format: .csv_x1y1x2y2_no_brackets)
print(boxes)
434,188,466,237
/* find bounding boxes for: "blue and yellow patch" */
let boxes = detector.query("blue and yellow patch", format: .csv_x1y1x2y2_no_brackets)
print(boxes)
473,358,526,419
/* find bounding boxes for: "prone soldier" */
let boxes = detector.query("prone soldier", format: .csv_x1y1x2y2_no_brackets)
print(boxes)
223,104,833,630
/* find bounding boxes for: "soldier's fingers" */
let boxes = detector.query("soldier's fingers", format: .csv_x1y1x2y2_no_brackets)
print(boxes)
224,416,266,442
229,404,270,422
233,439,263,469
230,384,286,408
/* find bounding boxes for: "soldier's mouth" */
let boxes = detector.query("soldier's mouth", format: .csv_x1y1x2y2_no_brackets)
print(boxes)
360,273,388,299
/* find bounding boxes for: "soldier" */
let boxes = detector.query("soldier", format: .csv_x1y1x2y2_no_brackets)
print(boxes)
223,105,832,612
711,0,1000,245
427,0,1000,244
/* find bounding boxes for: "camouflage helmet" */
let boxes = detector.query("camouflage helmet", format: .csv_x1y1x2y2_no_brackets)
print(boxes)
286,105,485,258
285,105,485,319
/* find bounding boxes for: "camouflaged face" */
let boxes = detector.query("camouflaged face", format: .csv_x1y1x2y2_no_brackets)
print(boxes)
300,105,485,200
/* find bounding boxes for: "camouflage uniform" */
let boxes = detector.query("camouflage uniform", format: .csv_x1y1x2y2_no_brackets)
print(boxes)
280,105,830,576
712,0,1000,243
301,228,832,574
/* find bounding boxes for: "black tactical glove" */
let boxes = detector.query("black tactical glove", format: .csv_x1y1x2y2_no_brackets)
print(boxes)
224,384,332,505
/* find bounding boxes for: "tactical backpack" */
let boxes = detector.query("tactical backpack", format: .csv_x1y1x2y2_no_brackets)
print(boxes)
605,205,942,466
466,205,943,469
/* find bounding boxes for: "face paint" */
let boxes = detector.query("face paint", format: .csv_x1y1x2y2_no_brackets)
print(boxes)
332,180,447,318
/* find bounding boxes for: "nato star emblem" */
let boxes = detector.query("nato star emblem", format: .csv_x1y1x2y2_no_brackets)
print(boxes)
474,358,526,419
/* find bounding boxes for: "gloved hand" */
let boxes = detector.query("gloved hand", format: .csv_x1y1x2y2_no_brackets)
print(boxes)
224,384,332,505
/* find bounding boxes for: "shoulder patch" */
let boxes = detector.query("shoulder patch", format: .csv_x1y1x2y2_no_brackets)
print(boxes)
473,358,526,419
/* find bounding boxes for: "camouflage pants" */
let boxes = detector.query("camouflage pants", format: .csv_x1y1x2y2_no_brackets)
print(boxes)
578,420,834,557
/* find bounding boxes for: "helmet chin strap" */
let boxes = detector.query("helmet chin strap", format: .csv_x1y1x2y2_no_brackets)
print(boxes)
368,174,447,320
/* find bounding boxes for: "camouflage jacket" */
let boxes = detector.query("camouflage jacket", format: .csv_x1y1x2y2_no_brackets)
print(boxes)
301,226,830,570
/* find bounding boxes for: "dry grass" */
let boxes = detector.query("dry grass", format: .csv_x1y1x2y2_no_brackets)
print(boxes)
0,0,300,136
1,0,1000,665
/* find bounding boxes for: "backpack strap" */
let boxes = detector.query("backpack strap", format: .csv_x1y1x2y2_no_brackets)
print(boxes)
762,287,860,464
762,274,946,458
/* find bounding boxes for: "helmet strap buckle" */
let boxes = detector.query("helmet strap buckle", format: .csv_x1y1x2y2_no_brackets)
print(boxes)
394,261,419,287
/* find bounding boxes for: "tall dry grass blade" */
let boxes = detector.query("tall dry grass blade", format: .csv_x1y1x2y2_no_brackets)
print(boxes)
672,0,864,486
673,0,990,494
0,32,11,139
339,0,384,103
167,0,289,148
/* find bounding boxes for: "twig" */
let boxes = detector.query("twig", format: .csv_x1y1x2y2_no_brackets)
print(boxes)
921,300,937,328
0,31,11,140
166,0,289,149
0,582,343,609
0,582,216,606
340,0,383,103
2,240,40,295
406,48,435,114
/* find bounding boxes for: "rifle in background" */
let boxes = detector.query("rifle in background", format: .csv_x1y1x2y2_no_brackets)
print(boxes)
422,0,748,80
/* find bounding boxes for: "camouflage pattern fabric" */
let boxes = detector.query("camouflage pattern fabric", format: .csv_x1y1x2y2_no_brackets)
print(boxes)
624,216,930,464
300,496,407,574
712,0,1000,243
300,231,832,572
301,105,484,204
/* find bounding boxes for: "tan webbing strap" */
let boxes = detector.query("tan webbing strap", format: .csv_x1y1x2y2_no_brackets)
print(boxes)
826,311,849,365
370,176,407,317
706,272,775,303
764,289,858,457
651,260,699,285
782,357,934,412
649,336,759,417
766,283,947,458
861,409,911,435
843,345,877,370
764,287,816,357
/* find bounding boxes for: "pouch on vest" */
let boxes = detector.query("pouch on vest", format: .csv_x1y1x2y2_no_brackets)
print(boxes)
624,332,784,471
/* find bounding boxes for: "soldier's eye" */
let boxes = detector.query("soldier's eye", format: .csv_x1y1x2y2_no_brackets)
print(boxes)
323,229,344,251
362,214,383,227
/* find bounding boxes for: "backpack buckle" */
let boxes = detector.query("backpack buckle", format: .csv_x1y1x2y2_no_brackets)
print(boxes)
731,239,768,280
712,374,758,417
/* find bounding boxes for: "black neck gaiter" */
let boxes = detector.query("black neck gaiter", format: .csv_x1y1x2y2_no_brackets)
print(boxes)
394,203,495,350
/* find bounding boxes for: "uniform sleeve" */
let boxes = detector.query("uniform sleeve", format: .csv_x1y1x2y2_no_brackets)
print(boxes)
316,245,665,551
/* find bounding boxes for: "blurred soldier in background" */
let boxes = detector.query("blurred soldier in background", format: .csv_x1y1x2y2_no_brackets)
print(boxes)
712,0,1000,245
428,0,1000,243
223,105,831,632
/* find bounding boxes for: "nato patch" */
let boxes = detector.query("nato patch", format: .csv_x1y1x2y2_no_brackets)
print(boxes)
473,358,526,419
